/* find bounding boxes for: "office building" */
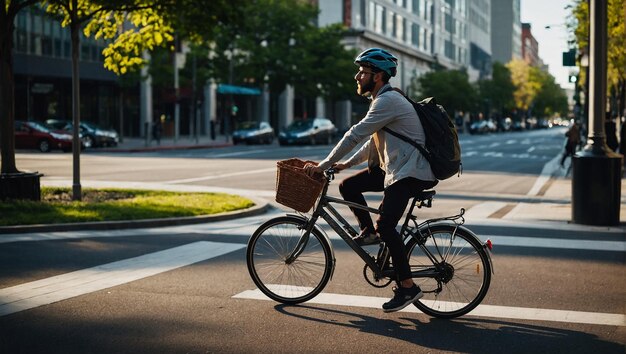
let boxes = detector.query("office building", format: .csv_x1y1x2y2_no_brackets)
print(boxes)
490,0,521,65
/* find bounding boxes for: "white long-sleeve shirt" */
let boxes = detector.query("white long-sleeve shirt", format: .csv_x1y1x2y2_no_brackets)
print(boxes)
318,84,436,187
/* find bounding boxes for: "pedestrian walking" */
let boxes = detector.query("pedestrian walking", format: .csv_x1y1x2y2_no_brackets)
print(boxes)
561,120,580,167
152,114,164,145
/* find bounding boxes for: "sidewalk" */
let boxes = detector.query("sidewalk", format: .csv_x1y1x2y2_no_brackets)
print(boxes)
488,152,626,230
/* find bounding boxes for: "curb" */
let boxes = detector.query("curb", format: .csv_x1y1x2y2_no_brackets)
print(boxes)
0,198,270,235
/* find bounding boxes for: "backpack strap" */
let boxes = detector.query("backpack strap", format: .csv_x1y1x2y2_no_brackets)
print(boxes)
382,126,430,159
377,86,431,159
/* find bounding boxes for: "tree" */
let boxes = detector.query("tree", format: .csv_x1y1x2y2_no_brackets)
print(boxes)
1,0,244,200
533,69,569,119
477,62,515,118
506,59,542,116
1,0,40,175
411,69,478,116
202,0,355,100
568,0,626,118
44,0,174,200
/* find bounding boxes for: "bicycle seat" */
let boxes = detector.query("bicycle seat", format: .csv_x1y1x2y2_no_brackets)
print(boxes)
413,190,436,201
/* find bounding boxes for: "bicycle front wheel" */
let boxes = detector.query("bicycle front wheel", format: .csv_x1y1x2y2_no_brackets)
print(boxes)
406,224,491,318
246,216,334,304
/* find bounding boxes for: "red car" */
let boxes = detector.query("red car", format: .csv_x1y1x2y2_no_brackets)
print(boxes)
15,120,73,152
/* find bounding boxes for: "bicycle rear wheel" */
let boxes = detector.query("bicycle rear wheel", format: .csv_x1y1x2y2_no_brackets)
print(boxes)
406,224,491,318
246,216,334,304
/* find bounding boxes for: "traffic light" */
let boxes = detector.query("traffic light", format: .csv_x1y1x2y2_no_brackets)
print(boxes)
563,49,576,66
569,74,578,83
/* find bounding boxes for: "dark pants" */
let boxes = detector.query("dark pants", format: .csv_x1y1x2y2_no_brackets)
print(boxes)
561,142,577,166
339,167,437,282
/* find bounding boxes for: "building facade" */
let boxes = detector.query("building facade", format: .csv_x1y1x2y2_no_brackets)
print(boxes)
12,1,528,140
467,0,491,81
11,7,132,136
521,23,541,67
490,0,521,65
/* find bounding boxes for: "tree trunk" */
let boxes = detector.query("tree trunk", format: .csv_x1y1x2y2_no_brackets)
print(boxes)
0,7,19,174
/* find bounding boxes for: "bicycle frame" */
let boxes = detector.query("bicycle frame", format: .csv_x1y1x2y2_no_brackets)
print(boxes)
286,170,466,281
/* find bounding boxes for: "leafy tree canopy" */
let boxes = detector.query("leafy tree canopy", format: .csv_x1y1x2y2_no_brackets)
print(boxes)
412,69,477,115
568,0,625,89
506,59,542,112
477,62,515,116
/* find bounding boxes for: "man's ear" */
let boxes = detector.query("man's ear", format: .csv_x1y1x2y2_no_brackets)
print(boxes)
373,72,383,83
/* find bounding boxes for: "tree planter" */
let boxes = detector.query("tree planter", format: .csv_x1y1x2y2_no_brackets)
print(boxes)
0,172,44,201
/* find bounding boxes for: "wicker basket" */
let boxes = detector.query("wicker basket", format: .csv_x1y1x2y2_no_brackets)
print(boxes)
275,158,324,212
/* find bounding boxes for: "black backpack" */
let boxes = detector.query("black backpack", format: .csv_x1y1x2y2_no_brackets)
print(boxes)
383,94,462,180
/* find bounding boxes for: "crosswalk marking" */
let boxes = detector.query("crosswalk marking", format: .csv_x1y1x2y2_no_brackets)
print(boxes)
0,241,244,317
233,289,626,326
486,235,626,251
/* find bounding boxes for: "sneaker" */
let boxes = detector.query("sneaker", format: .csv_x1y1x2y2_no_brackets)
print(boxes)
353,229,381,246
382,284,423,313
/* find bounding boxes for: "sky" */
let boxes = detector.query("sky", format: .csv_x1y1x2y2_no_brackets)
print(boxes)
520,0,575,90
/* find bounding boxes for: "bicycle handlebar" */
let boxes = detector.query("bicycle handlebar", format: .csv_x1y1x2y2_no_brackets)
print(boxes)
324,168,336,181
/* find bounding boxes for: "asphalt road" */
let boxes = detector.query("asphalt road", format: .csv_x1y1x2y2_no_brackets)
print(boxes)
1,128,624,353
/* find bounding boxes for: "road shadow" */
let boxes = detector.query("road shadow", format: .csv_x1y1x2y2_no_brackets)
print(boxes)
274,304,623,354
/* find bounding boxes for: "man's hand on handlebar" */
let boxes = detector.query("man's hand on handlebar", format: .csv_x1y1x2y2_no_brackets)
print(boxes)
332,163,348,172
303,162,323,177
303,162,348,177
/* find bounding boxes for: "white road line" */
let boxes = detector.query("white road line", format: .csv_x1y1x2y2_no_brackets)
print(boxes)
233,289,626,326
486,235,626,252
527,153,561,196
0,241,244,316
164,167,276,184
210,149,271,158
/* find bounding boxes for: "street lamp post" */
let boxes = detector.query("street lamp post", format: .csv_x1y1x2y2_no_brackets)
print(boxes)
571,0,623,226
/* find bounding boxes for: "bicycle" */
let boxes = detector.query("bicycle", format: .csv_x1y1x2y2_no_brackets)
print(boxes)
246,168,494,318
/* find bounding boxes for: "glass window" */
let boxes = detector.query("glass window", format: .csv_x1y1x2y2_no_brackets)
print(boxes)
444,12,453,34
411,23,420,47
412,0,420,15
64,40,71,58
369,1,375,30
30,14,42,55
445,40,455,60
402,18,407,41
361,0,367,26
374,4,385,34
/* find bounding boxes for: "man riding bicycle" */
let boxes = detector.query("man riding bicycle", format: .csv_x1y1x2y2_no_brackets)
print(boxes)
304,47,437,313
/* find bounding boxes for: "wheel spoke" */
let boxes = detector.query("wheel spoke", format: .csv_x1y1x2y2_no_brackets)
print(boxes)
408,225,491,318
247,217,332,304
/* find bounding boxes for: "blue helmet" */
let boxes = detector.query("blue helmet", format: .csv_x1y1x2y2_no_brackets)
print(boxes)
354,48,398,77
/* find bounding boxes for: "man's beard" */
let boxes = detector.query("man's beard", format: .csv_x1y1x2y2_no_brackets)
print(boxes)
357,77,375,97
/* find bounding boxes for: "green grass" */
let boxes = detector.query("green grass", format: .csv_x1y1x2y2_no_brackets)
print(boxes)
0,187,255,226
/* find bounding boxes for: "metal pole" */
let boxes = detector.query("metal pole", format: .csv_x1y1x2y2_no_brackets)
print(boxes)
586,0,607,152
70,19,81,201
174,49,180,144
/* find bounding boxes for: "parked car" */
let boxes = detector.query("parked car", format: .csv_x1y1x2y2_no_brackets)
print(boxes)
45,119,119,148
278,118,337,146
497,117,513,132
232,121,275,145
15,120,73,152
469,120,497,134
